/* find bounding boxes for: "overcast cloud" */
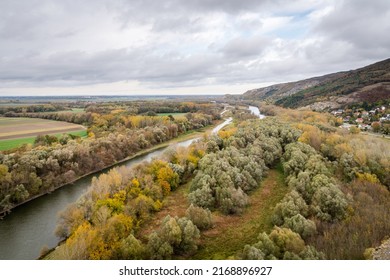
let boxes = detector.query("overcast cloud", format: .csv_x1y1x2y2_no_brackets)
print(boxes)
0,0,389,95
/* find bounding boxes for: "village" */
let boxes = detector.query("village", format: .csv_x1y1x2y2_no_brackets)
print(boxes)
332,105,390,135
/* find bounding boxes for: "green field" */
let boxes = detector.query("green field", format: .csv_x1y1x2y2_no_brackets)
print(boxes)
56,108,85,113
0,130,87,151
157,112,186,117
0,117,87,151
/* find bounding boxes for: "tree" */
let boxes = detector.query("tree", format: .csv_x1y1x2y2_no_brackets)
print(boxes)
147,215,200,258
311,184,348,222
272,190,308,226
176,217,200,253
371,122,381,133
117,234,146,259
186,204,213,230
147,232,173,260
242,227,324,260
188,184,215,209
160,216,182,247
282,214,317,239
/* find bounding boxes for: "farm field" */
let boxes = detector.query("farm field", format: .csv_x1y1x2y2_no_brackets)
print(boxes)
156,112,186,117
0,117,86,150
55,108,85,114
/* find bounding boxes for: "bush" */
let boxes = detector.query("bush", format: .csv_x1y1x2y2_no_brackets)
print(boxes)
117,234,146,259
188,185,215,209
241,227,324,260
147,215,200,258
186,204,213,230
283,214,317,239
147,232,174,260
311,185,348,222
272,190,308,226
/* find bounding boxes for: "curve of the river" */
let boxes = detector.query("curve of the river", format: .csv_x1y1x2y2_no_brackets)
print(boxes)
248,105,265,119
0,118,233,260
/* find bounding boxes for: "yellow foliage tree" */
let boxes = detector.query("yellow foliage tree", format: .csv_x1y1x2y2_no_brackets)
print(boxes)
356,172,380,184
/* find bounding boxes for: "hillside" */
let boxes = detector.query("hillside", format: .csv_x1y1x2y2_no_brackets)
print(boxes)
240,58,390,110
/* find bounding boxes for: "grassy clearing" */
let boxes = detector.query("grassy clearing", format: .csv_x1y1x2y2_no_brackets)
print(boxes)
0,130,87,151
192,163,288,259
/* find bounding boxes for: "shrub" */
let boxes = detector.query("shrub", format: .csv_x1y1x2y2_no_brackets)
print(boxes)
283,214,317,239
186,204,213,230
241,227,324,260
311,185,348,222
272,190,308,226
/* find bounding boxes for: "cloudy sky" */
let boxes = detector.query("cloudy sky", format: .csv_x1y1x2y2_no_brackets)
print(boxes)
1,0,389,96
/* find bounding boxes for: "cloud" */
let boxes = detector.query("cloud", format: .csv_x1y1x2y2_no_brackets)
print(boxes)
0,0,389,95
314,0,390,59
221,36,271,59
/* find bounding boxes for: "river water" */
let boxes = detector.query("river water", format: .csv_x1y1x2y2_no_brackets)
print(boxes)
0,118,233,260
248,105,265,119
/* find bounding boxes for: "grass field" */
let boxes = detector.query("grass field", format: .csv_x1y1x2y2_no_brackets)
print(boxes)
157,112,186,117
0,130,87,151
0,117,86,151
56,108,85,114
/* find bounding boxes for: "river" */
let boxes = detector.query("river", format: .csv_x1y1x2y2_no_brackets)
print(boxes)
248,105,265,119
0,118,233,260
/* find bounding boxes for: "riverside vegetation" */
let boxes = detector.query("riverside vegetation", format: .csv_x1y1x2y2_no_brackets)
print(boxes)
0,101,221,215
44,104,389,260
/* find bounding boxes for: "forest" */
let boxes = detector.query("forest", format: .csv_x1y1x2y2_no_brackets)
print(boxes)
1,99,389,260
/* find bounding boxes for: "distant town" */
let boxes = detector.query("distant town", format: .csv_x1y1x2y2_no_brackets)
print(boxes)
332,105,390,135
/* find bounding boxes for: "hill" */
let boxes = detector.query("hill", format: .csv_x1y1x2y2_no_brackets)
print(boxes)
240,58,390,110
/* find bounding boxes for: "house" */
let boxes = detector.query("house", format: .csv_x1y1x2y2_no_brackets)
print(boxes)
332,109,344,116
359,124,371,131
356,118,364,124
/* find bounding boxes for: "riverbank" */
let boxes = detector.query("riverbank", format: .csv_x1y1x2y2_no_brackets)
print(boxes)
0,120,222,218
42,118,229,260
